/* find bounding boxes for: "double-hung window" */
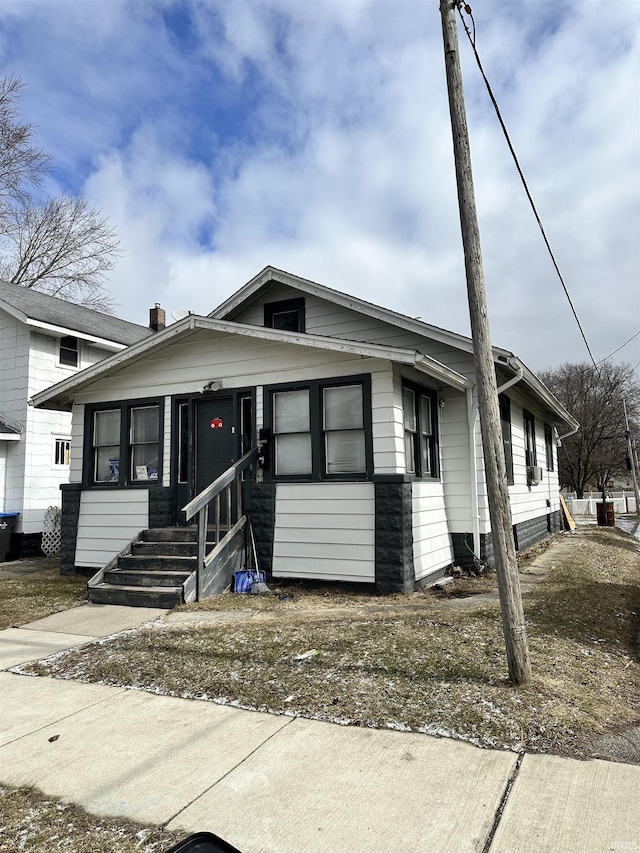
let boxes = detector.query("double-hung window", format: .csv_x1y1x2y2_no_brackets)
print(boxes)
269,377,370,479
402,384,438,478
88,400,162,485
499,395,514,484
59,336,79,367
544,424,554,471
323,385,365,474
273,389,312,476
524,410,537,468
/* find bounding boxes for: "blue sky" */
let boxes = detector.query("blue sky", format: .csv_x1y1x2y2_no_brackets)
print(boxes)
1,0,638,375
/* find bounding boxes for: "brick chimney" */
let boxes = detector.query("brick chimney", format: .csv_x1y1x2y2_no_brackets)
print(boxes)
149,303,165,332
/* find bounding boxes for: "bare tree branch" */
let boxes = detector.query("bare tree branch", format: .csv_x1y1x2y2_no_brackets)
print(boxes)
0,74,119,312
539,361,640,497
0,75,49,210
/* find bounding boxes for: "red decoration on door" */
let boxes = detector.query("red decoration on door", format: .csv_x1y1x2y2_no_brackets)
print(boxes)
210,418,224,429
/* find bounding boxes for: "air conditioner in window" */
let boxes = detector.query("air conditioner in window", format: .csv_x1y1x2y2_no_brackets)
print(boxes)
527,466,543,485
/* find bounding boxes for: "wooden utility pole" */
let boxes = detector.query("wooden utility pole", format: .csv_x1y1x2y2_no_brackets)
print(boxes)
439,0,531,684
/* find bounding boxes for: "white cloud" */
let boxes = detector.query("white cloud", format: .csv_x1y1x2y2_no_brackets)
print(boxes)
2,0,638,373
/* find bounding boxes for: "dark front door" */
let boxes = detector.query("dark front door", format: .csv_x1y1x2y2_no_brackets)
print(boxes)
195,396,236,495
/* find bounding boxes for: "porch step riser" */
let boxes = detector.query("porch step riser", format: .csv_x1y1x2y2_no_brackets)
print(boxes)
118,556,197,572
142,528,198,543
132,542,198,557
89,585,183,608
104,570,191,588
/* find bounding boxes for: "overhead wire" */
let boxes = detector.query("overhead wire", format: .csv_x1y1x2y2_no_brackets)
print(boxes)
456,2,600,372
597,330,640,364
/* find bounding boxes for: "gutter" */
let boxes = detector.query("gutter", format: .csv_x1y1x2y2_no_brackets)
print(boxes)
496,359,524,394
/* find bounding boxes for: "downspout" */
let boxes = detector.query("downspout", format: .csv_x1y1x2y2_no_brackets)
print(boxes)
556,424,580,441
496,359,524,395
466,360,524,562
466,386,481,560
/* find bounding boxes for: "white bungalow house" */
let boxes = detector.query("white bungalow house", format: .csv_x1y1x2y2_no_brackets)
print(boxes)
0,280,152,557
30,267,578,605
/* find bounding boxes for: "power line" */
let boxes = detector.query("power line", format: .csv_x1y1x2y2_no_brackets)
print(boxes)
598,330,640,363
457,3,600,372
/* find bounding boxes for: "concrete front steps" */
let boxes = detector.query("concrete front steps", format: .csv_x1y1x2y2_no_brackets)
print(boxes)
88,527,202,608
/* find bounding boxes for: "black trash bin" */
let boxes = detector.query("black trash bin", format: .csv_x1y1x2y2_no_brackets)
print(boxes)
0,512,19,562
164,832,242,853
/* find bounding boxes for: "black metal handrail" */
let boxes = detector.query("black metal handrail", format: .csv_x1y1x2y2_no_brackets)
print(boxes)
181,447,258,598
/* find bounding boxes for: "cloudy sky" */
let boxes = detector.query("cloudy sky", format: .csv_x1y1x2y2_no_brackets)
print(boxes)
1,0,638,376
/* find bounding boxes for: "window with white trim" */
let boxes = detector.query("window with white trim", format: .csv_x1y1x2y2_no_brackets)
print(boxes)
59,336,79,367
54,437,71,466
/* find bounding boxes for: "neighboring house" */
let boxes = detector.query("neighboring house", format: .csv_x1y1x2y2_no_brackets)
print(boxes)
30,266,579,604
0,280,153,556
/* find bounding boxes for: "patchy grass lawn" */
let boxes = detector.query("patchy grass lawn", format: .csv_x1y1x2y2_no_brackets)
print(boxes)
22,526,640,761
0,561,87,629
0,785,182,852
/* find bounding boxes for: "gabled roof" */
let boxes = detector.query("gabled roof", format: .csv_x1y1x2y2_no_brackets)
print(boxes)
0,280,152,348
210,266,577,430
210,265,481,355
28,266,578,432
30,315,472,411
0,413,23,441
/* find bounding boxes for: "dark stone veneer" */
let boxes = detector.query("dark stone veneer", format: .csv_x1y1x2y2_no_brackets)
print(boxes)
247,482,276,576
374,480,414,594
452,510,562,571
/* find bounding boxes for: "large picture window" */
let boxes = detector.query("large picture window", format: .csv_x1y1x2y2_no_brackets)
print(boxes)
87,400,162,486
402,384,438,478
267,377,371,480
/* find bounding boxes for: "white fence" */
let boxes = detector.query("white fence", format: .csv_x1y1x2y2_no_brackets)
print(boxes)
564,492,637,516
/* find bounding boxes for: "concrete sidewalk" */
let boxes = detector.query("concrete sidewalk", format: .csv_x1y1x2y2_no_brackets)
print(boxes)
1,605,639,852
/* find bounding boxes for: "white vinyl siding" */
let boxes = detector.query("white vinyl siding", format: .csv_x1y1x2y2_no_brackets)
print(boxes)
0,313,118,532
229,285,477,379
273,482,375,582
412,481,455,581
438,392,477,534
74,489,148,568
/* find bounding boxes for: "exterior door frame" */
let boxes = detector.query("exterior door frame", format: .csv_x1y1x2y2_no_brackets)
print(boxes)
171,388,255,525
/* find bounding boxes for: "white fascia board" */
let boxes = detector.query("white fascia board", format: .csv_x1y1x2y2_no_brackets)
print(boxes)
510,357,579,431
0,300,28,325
0,433,21,441
30,315,198,409
30,314,470,410
192,318,470,389
209,266,477,354
414,354,472,391
25,318,126,351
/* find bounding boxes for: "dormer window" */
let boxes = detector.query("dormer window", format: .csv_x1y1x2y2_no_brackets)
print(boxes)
59,335,78,367
264,298,305,333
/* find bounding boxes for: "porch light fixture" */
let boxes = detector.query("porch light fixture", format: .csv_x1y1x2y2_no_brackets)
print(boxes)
202,379,224,393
